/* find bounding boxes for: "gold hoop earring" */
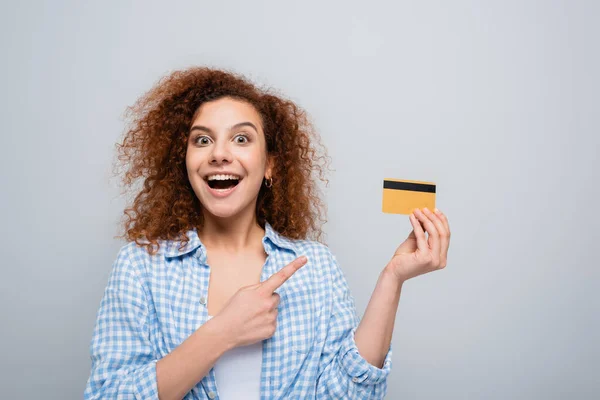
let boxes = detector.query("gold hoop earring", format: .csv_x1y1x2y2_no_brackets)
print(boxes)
265,177,273,188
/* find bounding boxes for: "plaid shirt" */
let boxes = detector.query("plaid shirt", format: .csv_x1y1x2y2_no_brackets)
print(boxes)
84,222,392,399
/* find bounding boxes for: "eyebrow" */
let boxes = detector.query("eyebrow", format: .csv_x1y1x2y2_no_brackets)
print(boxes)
189,121,259,135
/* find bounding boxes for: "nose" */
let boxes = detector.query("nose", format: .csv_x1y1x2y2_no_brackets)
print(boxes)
209,140,232,165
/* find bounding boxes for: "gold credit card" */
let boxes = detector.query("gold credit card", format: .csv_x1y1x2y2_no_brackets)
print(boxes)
382,178,436,215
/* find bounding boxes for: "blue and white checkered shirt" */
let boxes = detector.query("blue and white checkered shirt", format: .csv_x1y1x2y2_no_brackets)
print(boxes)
84,222,392,399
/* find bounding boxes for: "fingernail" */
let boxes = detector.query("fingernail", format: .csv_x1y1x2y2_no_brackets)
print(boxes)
299,255,307,263
424,207,430,213
434,208,440,214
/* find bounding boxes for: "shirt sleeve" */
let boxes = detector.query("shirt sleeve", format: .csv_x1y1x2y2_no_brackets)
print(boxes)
84,245,159,400
315,253,393,399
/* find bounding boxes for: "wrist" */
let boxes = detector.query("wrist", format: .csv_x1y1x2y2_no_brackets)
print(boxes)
200,315,236,354
383,262,407,285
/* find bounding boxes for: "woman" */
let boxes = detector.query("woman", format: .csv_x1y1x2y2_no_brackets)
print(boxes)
84,67,451,400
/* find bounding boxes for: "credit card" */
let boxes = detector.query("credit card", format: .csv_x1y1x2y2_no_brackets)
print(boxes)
382,178,436,215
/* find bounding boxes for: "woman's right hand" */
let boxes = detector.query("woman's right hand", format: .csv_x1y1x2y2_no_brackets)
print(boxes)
212,256,308,349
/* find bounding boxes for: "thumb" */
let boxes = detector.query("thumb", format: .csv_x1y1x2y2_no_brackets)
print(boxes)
395,230,417,255
242,282,262,291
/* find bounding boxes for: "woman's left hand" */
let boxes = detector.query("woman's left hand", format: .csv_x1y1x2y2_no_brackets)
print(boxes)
386,207,451,283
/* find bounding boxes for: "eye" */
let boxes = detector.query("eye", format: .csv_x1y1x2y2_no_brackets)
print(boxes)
234,134,249,144
194,135,211,146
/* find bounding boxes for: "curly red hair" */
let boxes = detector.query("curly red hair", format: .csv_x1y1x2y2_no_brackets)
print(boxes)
112,66,331,255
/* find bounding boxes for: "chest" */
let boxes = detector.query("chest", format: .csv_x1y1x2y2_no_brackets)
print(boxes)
149,247,323,358
206,251,267,316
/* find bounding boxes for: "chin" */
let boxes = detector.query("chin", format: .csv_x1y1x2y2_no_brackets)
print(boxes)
196,180,261,221
202,204,241,220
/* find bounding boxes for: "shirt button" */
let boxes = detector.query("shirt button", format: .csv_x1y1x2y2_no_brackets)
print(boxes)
208,391,216,399
352,377,359,383
199,296,207,305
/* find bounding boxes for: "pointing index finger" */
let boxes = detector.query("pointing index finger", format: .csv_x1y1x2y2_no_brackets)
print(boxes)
260,256,308,294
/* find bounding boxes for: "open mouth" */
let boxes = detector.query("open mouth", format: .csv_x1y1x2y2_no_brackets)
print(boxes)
207,178,240,190
204,175,242,192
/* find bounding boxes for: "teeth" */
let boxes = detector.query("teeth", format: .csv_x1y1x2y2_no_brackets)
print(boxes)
207,174,240,181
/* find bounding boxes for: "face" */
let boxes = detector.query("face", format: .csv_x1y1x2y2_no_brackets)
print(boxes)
186,97,272,221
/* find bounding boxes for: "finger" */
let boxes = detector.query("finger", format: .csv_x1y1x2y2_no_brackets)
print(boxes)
423,207,446,267
271,292,281,308
435,208,451,238
421,208,441,259
434,208,450,266
424,208,445,234
244,283,263,290
260,256,308,294
414,208,440,260
424,208,448,247
409,211,428,252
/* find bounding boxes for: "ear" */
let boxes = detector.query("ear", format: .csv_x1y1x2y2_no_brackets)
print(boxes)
265,155,275,180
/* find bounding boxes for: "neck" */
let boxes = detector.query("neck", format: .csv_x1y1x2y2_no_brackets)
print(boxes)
198,209,265,253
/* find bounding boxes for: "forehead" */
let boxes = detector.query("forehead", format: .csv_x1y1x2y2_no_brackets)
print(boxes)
191,97,262,128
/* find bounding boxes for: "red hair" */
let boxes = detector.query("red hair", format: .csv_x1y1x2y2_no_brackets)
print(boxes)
112,66,331,255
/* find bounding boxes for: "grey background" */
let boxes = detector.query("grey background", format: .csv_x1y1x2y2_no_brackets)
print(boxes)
1,0,598,399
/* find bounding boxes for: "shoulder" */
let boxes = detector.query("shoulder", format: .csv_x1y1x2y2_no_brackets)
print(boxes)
292,238,335,261
286,238,343,280
107,240,158,290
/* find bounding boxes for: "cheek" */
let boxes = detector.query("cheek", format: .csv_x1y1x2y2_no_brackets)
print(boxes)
185,150,205,171
236,150,266,175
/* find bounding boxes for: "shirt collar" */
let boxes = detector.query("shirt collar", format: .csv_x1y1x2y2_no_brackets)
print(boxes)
262,221,297,254
161,230,202,258
162,221,296,258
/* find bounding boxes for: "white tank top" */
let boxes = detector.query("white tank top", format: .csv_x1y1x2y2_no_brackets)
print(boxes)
207,315,262,399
